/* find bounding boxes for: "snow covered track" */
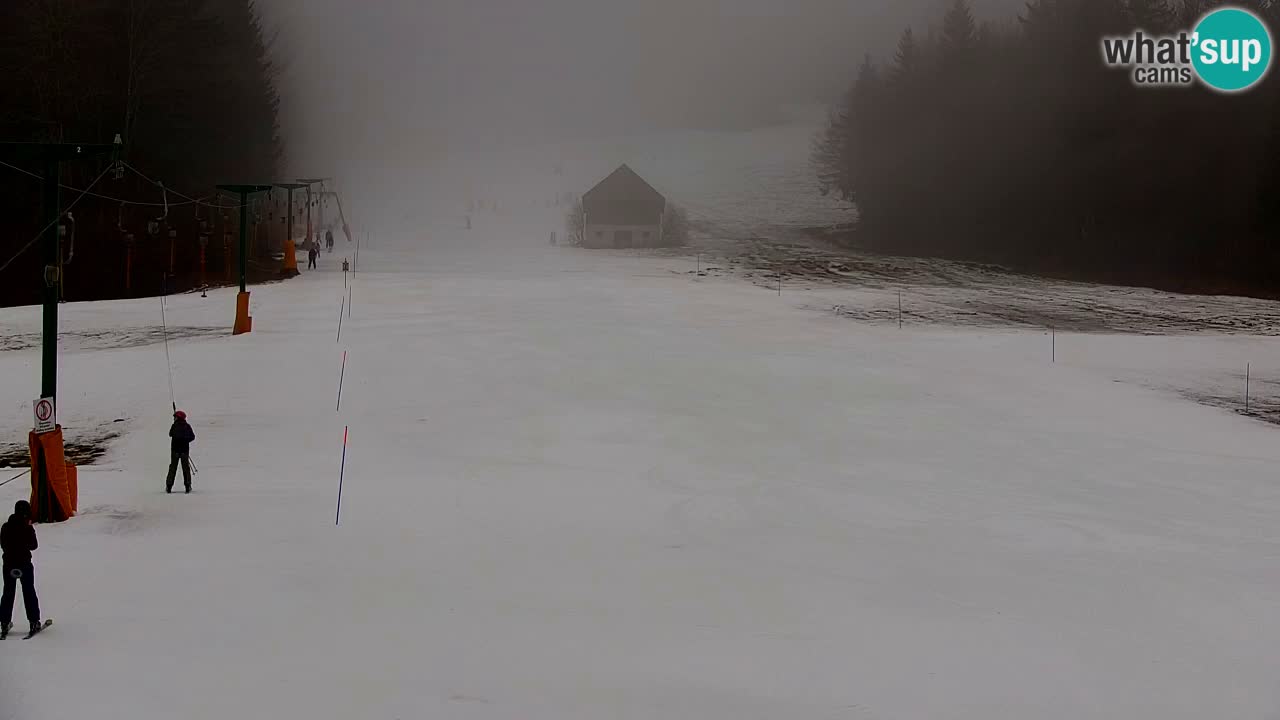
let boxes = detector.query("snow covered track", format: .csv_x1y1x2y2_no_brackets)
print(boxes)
697,232,1280,336
3,230,1280,719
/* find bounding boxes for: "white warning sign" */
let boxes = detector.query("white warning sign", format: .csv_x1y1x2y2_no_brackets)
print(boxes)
33,397,55,433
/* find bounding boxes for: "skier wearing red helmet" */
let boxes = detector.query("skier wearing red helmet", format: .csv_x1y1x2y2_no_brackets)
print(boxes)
167,410,196,494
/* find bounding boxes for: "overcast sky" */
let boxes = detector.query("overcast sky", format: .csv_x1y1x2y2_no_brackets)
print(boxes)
262,0,1022,183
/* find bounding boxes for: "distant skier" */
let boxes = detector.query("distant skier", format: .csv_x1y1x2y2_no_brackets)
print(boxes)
308,244,319,270
326,229,334,253
1,500,41,639
167,410,196,494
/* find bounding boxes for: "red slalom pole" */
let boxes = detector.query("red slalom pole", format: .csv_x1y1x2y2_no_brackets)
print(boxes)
336,425,348,526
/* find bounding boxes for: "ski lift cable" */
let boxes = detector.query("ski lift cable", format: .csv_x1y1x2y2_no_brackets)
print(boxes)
160,289,177,412
118,162,246,210
0,158,195,207
0,469,31,489
0,158,245,210
122,163,246,209
0,163,116,276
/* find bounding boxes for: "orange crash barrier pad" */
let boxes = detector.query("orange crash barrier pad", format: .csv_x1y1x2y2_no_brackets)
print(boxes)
233,290,252,335
28,426,75,523
67,464,78,516
282,239,299,275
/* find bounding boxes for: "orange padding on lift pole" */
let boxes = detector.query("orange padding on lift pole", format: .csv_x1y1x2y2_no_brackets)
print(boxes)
282,239,299,274
233,290,253,335
28,426,76,523
67,464,78,515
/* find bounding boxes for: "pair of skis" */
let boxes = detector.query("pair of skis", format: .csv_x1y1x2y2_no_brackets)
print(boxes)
1,619,52,640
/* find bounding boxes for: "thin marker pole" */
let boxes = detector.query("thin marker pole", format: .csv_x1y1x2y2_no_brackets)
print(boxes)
898,290,902,329
1052,326,1056,364
337,295,345,342
1246,363,1251,414
335,425,348,526
348,285,352,319
336,350,347,411
160,286,176,412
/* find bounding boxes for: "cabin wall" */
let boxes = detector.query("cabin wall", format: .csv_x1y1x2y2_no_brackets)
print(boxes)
583,223,662,249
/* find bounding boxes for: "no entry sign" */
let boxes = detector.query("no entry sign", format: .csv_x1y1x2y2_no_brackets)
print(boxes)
33,397,55,433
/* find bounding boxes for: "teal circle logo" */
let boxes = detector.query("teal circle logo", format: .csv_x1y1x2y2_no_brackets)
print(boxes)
1192,8,1272,92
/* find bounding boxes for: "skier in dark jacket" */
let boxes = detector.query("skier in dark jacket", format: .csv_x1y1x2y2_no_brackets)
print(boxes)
325,229,334,252
1,500,41,638
307,244,319,269
167,410,196,494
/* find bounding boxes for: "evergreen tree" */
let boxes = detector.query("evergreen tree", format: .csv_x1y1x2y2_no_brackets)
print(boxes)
0,0,284,306
941,0,978,61
1019,0,1066,38
814,0,1280,295
892,27,920,80
846,55,883,208
1126,0,1173,32
811,97,851,198
813,54,881,205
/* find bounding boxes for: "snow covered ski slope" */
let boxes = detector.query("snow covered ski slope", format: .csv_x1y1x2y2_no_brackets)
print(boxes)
3,221,1280,720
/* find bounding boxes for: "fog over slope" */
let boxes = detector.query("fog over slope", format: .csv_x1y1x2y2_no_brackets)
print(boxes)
261,0,1025,210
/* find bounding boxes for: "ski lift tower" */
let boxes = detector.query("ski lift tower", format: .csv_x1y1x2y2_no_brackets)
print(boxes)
1,139,120,401
274,182,308,277
298,177,331,249
216,184,274,334
0,137,120,522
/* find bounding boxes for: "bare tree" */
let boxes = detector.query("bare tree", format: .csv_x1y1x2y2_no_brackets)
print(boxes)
565,198,585,246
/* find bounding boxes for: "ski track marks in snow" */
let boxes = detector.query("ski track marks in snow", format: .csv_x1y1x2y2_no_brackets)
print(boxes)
74,504,147,536
0,426,123,469
0,325,226,353
688,233,1280,335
